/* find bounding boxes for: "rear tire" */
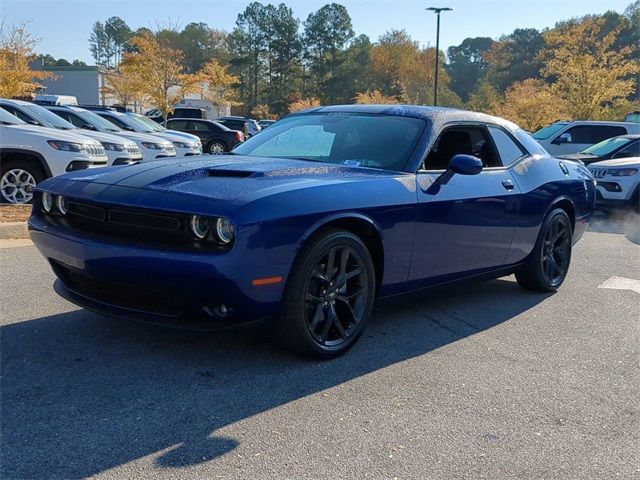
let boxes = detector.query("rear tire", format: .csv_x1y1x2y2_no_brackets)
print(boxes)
279,228,376,358
516,208,573,292
0,159,46,204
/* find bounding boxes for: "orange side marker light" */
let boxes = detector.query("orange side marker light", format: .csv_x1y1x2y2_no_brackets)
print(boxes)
252,276,283,286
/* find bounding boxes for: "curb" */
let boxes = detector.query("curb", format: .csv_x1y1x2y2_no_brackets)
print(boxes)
0,222,28,239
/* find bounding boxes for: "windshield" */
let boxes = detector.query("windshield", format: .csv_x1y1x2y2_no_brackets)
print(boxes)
232,113,427,171
532,123,568,140
76,109,122,132
582,136,632,157
131,114,166,132
24,104,76,130
0,108,26,125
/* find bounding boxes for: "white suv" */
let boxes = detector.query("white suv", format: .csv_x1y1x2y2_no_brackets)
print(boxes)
533,121,640,155
0,109,107,203
588,157,640,212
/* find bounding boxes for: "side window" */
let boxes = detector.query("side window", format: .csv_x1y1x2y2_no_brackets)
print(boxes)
488,126,527,166
562,125,627,144
100,114,126,129
424,126,501,170
168,120,188,130
65,113,88,128
613,141,640,159
190,121,209,131
5,107,35,124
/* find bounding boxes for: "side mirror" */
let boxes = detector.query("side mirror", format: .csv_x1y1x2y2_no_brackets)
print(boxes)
84,124,97,131
424,154,483,195
448,154,483,176
552,133,571,145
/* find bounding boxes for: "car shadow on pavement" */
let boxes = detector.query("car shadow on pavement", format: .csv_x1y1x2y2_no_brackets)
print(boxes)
1,278,552,479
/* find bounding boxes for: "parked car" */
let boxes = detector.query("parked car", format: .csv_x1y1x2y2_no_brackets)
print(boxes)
0,108,107,204
217,116,261,138
33,94,78,106
258,119,276,129
44,106,176,162
532,120,640,155
88,109,203,157
588,157,640,212
145,107,207,124
0,99,141,166
559,134,640,165
625,111,640,124
166,118,244,154
29,105,595,357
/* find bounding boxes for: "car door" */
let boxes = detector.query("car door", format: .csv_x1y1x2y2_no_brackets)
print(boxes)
410,123,522,282
549,125,628,155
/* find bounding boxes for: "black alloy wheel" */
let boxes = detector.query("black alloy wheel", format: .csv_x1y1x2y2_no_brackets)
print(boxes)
516,208,573,292
280,229,376,358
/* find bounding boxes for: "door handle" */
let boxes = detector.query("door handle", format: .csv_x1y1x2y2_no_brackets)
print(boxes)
502,180,515,191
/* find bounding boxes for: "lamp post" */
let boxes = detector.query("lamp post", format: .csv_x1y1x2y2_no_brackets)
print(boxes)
426,6,452,106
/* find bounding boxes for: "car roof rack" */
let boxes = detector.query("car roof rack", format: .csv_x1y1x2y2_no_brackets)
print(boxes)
79,104,130,113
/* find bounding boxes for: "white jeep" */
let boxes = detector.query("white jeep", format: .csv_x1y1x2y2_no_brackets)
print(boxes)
0,109,108,204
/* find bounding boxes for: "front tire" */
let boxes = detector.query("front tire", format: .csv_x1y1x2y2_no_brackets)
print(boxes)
279,229,376,358
516,208,573,292
0,160,45,204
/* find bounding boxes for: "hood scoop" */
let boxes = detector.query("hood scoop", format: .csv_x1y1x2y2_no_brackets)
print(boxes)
206,169,261,178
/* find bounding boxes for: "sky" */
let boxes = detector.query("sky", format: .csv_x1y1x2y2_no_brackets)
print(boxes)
0,0,633,63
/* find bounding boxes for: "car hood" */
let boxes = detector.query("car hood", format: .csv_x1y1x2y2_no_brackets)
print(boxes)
6,124,102,145
558,153,599,162
111,130,173,145
57,155,386,204
71,129,136,146
587,157,640,168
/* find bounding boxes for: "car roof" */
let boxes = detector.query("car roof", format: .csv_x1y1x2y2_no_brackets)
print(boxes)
293,104,522,130
0,98,33,107
168,118,231,130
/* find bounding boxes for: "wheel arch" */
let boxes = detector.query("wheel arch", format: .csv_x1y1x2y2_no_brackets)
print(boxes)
298,213,385,293
0,148,52,178
548,196,576,232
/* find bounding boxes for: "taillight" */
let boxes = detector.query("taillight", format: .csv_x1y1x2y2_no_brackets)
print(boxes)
235,131,244,142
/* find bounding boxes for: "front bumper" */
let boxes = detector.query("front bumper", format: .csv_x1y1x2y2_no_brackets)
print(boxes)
29,215,286,329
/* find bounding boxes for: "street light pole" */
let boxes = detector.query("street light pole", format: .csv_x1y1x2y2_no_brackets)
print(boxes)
427,7,452,106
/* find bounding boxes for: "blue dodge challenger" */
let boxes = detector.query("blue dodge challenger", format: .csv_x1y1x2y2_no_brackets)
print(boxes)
29,105,596,357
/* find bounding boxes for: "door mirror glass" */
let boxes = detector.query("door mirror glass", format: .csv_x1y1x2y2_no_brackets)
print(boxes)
552,132,571,145
449,154,483,175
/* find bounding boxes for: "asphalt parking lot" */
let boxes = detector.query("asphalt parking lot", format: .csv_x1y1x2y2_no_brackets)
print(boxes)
1,212,639,480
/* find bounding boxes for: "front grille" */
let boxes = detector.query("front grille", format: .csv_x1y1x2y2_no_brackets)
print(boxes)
51,260,181,315
590,168,607,178
126,144,142,158
86,144,106,158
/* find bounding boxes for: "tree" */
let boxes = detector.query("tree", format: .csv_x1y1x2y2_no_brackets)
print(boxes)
100,68,144,108
179,23,230,73
288,95,320,112
104,16,132,65
542,16,639,119
303,3,354,104
196,58,240,116
465,81,501,114
494,79,567,131
484,28,544,93
0,21,56,98
354,89,401,104
446,37,494,102
121,33,200,125
251,104,272,119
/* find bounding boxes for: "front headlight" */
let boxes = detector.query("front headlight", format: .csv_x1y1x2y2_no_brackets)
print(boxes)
607,168,638,176
215,218,235,244
102,142,126,151
47,140,84,152
55,195,68,215
141,142,163,150
189,215,211,240
173,141,190,149
42,192,53,213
